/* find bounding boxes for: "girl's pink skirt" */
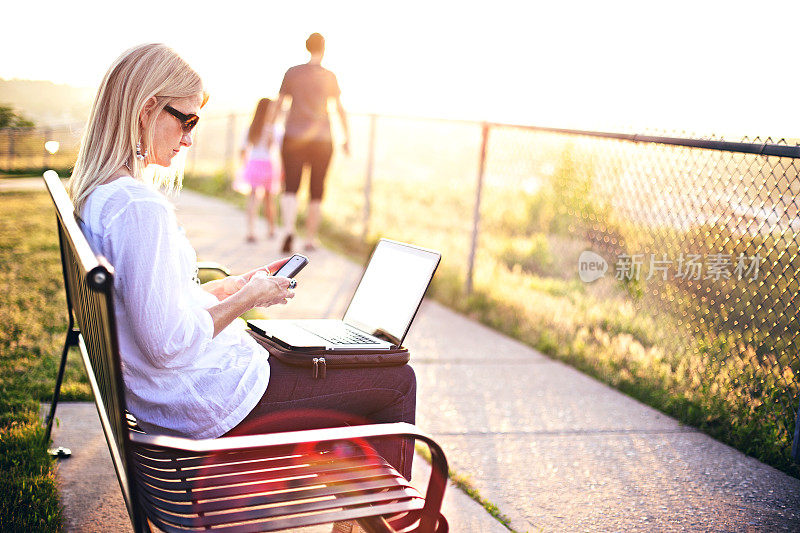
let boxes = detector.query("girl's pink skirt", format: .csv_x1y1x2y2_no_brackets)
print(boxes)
242,158,273,189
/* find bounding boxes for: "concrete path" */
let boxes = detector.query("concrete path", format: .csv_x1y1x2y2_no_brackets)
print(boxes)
0,176,44,191
29,181,800,532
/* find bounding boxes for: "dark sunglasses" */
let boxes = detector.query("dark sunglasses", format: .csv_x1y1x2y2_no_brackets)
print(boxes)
163,105,199,134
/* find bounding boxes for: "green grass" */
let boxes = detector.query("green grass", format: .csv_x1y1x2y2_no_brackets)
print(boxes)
0,188,92,532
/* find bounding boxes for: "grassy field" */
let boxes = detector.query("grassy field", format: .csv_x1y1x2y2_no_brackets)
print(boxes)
0,188,91,531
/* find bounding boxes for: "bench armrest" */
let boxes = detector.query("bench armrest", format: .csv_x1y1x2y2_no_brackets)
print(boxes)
129,422,448,530
196,261,231,281
131,422,433,453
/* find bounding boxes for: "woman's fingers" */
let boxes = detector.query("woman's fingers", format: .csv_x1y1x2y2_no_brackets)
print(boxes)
266,257,291,274
242,257,293,281
221,275,247,297
272,275,292,287
247,272,295,308
242,266,269,281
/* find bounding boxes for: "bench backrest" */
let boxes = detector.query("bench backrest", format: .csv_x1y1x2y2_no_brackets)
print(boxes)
43,172,138,521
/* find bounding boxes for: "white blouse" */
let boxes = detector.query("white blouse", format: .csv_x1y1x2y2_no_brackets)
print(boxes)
82,176,270,438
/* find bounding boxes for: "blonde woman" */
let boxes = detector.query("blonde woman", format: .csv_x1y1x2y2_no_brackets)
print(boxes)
68,45,416,517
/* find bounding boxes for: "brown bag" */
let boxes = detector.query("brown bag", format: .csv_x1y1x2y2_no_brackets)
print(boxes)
248,330,410,379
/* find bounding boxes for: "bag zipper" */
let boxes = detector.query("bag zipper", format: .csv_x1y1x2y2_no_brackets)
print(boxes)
312,357,327,379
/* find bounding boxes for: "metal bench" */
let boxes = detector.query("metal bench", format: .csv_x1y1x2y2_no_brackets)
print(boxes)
41,171,448,532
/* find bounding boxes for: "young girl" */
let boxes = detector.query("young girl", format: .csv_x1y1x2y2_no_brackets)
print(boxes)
239,97,281,242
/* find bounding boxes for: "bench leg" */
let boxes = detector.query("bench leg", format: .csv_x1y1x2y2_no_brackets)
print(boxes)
43,323,79,452
356,516,394,532
133,505,153,533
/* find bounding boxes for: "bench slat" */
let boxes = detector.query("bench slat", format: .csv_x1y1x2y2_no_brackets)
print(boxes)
135,461,407,502
137,476,419,515
135,452,390,485
144,486,421,528
131,442,380,479
152,500,425,533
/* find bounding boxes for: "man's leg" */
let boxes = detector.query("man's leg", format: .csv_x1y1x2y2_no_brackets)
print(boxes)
305,140,333,250
280,139,305,252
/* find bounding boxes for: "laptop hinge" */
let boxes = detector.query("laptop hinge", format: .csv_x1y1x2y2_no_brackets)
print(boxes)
373,328,402,347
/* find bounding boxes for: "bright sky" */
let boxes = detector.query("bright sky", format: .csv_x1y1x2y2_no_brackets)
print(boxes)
3,0,800,137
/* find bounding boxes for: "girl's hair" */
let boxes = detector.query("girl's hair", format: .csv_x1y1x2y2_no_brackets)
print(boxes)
69,43,204,214
247,98,272,146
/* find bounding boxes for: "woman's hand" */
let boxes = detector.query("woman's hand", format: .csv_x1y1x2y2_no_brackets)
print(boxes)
241,257,292,281
202,255,291,301
219,275,247,299
202,275,247,301
206,271,294,338
243,270,294,308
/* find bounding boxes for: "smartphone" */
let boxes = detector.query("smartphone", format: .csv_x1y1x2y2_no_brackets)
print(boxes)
272,254,308,278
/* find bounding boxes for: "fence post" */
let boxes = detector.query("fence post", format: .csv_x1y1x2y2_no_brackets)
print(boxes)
465,122,490,295
224,113,236,177
8,129,16,170
1,128,7,169
362,114,377,242
43,127,52,169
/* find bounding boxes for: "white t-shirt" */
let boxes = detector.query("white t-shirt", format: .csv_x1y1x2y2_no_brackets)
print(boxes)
81,176,270,438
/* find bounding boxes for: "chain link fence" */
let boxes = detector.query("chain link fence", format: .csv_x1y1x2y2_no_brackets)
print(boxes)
2,113,798,476
0,124,83,173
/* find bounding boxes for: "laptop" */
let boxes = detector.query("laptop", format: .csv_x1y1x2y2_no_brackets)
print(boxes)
247,239,441,351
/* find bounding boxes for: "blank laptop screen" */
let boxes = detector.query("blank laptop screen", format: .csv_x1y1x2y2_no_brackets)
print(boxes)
343,240,440,344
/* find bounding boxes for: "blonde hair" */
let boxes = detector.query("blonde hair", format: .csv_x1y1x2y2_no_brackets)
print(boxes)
69,43,204,214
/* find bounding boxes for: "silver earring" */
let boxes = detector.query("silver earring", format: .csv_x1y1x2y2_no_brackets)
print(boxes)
135,141,148,160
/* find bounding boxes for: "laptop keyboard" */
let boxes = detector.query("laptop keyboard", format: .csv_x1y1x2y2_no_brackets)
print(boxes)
303,325,378,345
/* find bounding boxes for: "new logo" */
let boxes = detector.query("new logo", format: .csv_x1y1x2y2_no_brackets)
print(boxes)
578,251,608,282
